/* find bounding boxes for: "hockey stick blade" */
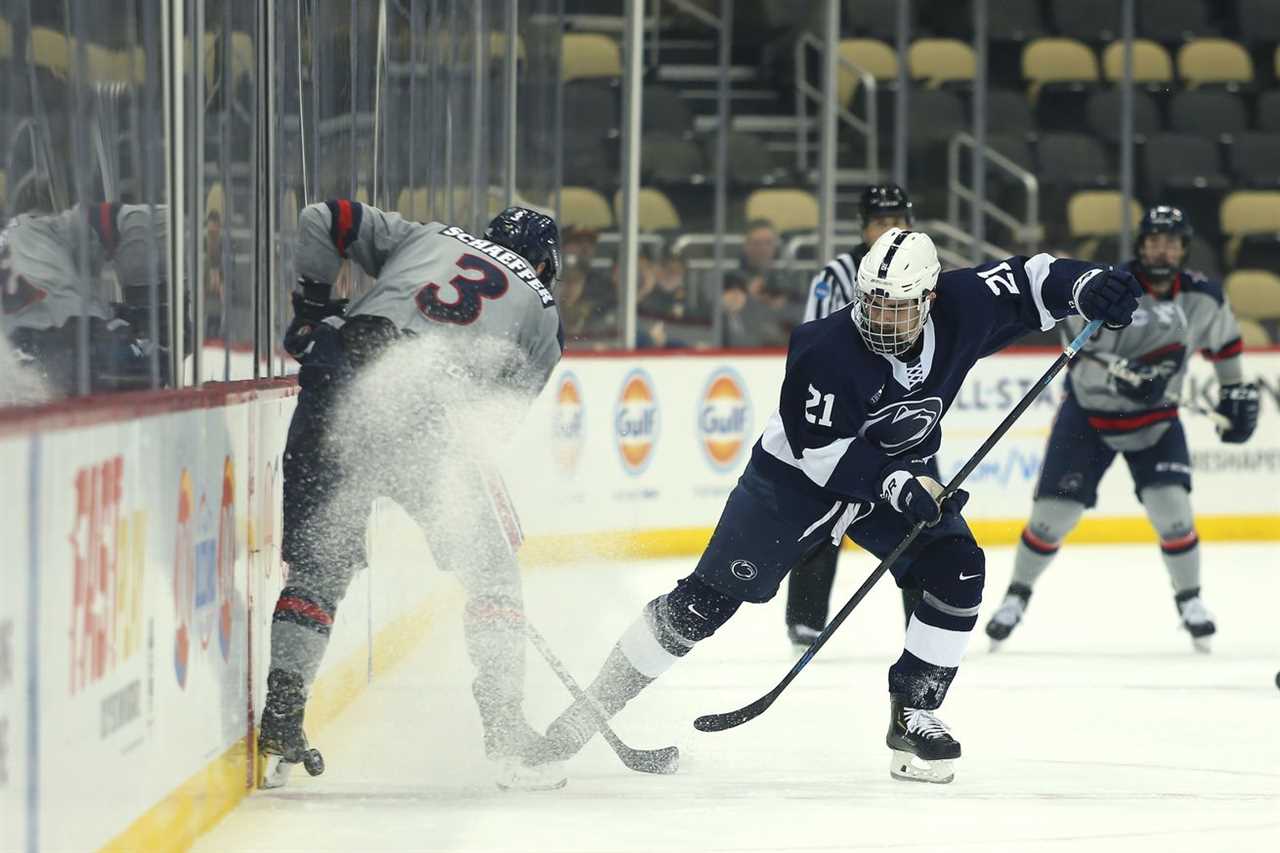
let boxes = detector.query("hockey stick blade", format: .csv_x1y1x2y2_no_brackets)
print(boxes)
525,623,680,774
694,319,1104,734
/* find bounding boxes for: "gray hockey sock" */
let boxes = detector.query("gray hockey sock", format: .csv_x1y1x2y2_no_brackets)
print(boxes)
1141,484,1200,594
1010,498,1085,589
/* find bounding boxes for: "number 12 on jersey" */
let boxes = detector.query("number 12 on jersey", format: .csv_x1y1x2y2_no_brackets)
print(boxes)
805,384,835,427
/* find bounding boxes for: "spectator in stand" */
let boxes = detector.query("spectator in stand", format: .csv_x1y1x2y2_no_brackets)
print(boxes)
639,254,689,320
721,271,788,348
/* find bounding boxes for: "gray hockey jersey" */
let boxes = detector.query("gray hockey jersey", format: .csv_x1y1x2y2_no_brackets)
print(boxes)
1,203,165,334
1063,260,1245,451
294,200,562,397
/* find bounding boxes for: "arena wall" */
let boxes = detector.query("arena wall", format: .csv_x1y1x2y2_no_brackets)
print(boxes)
1,347,1276,852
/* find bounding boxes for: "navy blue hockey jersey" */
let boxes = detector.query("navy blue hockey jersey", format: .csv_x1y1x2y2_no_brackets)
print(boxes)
754,253,1104,503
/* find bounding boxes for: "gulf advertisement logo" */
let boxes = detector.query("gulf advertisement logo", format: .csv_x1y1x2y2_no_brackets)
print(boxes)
615,369,660,475
552,371,586,474
699,367,753,472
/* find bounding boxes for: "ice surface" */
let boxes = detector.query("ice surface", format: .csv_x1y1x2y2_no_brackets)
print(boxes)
196,543,1280,853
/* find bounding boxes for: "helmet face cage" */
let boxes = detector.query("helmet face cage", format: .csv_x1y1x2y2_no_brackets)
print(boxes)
852,286,932,356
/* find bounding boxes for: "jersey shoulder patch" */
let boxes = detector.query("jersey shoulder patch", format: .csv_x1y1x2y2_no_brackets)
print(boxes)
1181,271,1225,306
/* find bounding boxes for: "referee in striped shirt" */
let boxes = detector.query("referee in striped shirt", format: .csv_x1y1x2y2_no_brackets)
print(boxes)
786,183,923,649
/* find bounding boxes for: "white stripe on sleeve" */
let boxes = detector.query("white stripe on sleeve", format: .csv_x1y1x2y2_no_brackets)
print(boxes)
1023,252,1060,331
760,409,854,488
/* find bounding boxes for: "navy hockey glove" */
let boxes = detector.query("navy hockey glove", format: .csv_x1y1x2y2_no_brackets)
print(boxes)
1074,268,1142,330
880,469,970,527
1215,382,1260,444
339,313,400,369
284,279,348,362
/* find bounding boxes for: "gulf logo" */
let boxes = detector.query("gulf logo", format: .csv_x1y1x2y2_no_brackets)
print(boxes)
552,371,586,474
614,369,660,475
698,368,753,472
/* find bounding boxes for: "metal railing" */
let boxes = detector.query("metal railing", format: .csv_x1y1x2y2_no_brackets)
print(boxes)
794,32,878,178
946,132,1041,258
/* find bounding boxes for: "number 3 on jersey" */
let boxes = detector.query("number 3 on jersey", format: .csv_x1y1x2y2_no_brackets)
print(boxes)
416,253,509,325
805,384,835,427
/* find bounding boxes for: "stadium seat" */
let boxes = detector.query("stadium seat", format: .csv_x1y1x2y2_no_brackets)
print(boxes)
563,81,619,148
1176,38,1253,87
1138,0,1214,42
984,90,1036,136
1050,0,1120,43
984,133,1036,172
1101,39,1174,85
614,188,681,232
1142,132,1229,195
642,133,706,185
714,132,783,186
901,88,967,182
1235,318,1271,347
561,186,615,230
1259,91,1280,131
745,188,819,233
1220,191,1280,235
1067,191,1143,238
0,17,10,60
908,39,975,88
837,38,898,107
1023,38,1100,93
1168,90,1248,140
561,33,621,82
1235,234,1280,272
1085,89,1162,144
1229,133,1280,188
1186,235,1223,280
843,0,902,40
1225,270,1280,320
642,85,695,138
1233,0,1280,44
1036,133,1115,187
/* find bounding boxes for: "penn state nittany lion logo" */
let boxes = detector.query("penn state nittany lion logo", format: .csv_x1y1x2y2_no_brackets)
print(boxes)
860,396,944,453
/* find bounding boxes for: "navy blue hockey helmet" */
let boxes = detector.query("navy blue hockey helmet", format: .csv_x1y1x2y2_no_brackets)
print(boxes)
1134,205,1193,279
485,206,561,288
859,184,914,226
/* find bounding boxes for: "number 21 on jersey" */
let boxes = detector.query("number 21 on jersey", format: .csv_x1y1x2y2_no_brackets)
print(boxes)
416,253,508,325
805,384,835,427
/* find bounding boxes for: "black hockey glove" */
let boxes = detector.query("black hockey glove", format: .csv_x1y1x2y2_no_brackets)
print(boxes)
1215,382,1260,444
284,279,348,363
880,468,970,527
1106,358,1171,406
1074,268,1142,330
339,314,400,369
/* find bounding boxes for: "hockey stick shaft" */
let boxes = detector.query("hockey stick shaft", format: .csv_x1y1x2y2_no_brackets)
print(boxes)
693,319,1104,733
1071,347,1232,431
524,622,680,774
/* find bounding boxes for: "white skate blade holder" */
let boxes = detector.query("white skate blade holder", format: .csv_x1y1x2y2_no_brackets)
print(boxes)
261,754,294,789
889,749,955,784
1191,635,1212,654
493,757,568,792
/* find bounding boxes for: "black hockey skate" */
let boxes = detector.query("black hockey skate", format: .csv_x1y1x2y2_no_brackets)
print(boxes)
886,695,961,784
259,670,324,789
984,583,1032,651
478,696,567,791
1175,588,1215,653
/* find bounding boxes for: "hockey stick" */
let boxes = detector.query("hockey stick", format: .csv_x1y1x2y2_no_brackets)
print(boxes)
524,623,681,774
1070,346,1232,431
693,319,1105,733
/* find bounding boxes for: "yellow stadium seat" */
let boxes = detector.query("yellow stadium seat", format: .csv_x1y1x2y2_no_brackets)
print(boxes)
909,38,975,88
614,188,681,232
562,33,621,82
1225,270,1280,320
396,187,429,220
1023,37,1099,100
1220,191,1280,235
1102,39,1173,83
745,188,819,233
29,27,70,76
206,182,224,217
1275,44,1280,80
561,186,614,230
0,18,12,60
1177,38,1253,87
1236,317,1272,347
837,38,899,106
1067,191,1143,238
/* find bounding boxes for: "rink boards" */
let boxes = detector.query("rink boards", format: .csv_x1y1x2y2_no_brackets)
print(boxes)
0,348,1277,853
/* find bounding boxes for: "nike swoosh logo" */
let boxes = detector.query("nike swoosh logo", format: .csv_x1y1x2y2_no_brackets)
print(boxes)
959,572,981,581
687,603,707,620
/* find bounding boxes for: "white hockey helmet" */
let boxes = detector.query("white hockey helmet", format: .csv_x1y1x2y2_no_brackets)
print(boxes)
853,227,940,356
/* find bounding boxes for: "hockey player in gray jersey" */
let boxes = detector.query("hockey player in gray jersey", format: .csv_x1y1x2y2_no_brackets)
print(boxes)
260,200,565,790
786,184,918,648
1,202,166,397
985,206,1260,652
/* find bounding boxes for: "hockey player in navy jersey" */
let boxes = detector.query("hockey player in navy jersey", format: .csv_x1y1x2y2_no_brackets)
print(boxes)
984,206,1259,653
787,184,919,649
535,228,1142,783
